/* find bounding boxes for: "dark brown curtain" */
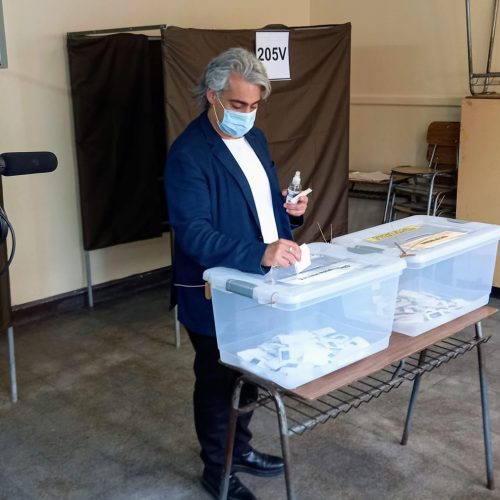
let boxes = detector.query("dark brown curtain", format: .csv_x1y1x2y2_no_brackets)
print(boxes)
0,178,12,332
161,25,350,243
67,34,166,251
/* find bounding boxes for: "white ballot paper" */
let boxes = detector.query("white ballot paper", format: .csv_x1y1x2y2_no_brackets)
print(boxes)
294,243,311,274
237,328,371,374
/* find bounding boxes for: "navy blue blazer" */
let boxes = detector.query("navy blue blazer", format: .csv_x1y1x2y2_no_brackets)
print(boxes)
165,112,301,336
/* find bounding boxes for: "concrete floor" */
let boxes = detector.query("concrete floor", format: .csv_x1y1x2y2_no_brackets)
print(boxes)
0,286,499,500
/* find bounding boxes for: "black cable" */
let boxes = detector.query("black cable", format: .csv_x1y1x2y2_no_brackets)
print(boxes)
0,205,16,276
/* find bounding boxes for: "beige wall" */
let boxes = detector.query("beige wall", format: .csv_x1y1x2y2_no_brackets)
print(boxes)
2,0,497,305
0,0,309,305
310,0,499,170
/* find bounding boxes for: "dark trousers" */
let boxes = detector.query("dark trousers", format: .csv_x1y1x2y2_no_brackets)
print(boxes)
187,330,258,476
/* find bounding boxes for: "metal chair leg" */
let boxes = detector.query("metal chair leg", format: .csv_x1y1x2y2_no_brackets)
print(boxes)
426,174,438,215
7,326,17,403
387,190,398,223
475,321,495,490
383,174,396,223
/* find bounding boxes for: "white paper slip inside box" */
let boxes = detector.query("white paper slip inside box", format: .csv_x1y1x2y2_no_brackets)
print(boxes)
332,215,500,336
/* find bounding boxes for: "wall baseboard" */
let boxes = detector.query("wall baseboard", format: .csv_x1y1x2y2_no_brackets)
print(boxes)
12,267,171,326
10,270,499,327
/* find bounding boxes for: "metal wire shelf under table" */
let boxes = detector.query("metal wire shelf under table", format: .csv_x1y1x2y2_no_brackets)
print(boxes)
257,334,489,436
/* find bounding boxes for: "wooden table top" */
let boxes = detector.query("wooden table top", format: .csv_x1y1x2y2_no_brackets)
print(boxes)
291,306,497,400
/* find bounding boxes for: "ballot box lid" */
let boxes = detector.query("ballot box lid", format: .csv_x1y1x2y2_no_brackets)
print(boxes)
333,215,500,268
203,242,405,309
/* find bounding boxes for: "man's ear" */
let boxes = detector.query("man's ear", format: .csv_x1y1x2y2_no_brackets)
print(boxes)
206,88,217,105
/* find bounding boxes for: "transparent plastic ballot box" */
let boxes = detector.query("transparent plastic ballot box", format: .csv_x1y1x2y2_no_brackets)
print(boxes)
332,215,500,337
203,242,405,390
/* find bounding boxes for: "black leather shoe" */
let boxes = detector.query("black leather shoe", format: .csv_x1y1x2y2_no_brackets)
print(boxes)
201,471,256,500
232,449,284,477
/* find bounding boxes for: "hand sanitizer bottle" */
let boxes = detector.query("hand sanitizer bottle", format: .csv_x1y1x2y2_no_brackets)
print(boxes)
286,171,301,204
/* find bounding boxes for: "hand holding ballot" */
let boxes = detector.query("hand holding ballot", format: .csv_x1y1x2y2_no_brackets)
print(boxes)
261,238,302,268
261,241,312,270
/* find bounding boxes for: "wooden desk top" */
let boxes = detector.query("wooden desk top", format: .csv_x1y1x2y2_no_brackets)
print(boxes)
292,306,497,400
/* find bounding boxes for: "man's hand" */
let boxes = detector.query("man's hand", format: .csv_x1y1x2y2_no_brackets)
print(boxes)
261,239,301,268
282,189,309,217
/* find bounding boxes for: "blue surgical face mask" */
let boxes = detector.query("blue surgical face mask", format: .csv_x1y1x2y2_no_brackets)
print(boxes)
214,94,257,137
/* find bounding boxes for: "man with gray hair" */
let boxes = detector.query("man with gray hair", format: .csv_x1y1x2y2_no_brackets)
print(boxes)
165,47,309,499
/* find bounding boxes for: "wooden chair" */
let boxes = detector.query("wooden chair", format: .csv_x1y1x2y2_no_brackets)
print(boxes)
383,121,461,222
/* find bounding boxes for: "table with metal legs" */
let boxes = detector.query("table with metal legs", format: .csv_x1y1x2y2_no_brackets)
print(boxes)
220,306,496,500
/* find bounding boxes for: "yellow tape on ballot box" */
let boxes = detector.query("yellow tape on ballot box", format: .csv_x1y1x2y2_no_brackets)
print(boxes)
366,225,421,242
366,225,465,250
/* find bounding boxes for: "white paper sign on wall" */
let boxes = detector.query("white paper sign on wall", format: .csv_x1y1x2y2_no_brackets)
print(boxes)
255,31,290,81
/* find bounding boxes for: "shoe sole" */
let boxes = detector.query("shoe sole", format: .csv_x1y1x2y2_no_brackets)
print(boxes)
231,464,285,477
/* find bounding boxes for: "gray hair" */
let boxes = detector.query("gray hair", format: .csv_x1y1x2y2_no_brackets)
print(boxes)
195,47,271,109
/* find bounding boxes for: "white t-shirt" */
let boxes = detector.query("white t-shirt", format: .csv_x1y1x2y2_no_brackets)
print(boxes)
223,138,279,244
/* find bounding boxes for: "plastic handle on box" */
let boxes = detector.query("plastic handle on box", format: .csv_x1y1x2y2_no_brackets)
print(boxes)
347,245,383,255
225,279,257,298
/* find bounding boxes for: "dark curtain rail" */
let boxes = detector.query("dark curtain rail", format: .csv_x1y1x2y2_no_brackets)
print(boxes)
67,25,166,38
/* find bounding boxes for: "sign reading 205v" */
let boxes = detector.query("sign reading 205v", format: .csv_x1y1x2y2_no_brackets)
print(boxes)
255,31,290,80
257,46,287,61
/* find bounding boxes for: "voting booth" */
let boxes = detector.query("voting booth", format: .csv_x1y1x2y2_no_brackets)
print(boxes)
334,215,500,336
204,242,405,389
